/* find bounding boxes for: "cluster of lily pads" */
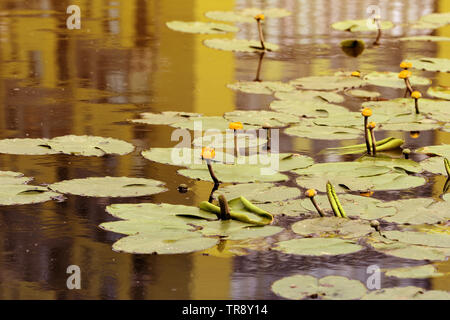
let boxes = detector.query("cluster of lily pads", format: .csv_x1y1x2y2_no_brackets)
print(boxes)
1,8,450,300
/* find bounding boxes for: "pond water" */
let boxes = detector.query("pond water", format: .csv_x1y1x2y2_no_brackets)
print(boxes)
0,0,449,299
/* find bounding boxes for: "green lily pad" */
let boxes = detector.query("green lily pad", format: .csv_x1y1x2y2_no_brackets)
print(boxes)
400,36,450,42
171,116,259,131
205,8,291,23
331,19,394,32
203,39,279,53
347,89,380,99
420,157,448,175
406,57,450,73
274,90,344,103
227,81,295,95
166,21,238,34
216,182,301,203
271,275,367,300
380,199,449,225
112,233,219,255
312,113,390,128
0,171,32,185
270,100,350,118
427,86,450,100
178,163,289,183
444,193,450,202
379,121,441,132
413,13,450,29
285,122,362,140
291,217,373,239
362,286,450,300
324,137,404,155
0,185,60,206
383,230,450,248
416,145,450,159
363,71,431,88
142,147,233,167
223,110,300,128
130,111,202,125
0,135,135,156
192,132,266,149
49,177,167,198
273,238,363,256
384,265,444,279
356,156,422,173
289,75,364,91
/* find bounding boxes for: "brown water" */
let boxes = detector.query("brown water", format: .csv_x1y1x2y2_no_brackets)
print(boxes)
0,0,449,299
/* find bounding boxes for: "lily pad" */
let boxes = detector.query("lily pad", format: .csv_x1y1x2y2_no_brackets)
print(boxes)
166,21,238,34
0,138,57,155
383,230,450,248
273,238,363,256
223,110,300,128
312,113,390,128
291,217,373,239
356,156,422,173
363,71,431,88
49,177,167,198
203,39,279,53
205,8,291,23
406,57,450,73
347,89,380,99
380,199,449,225
142,147,233,167
270,100,350,118
416,145,450,159
400,36,450,42
427,86,450,100
130,111,202,125
216,182,301,203
331,19,394,32
290,75,364,91
362,286,450,300
271,275,367,300
171,116,258,131
192,132,266,149
285,122,362,140
274,90,344,103
420,157,448,175
0,171,32,185
227,81,294,95
0,185,60,206
384,265,444,279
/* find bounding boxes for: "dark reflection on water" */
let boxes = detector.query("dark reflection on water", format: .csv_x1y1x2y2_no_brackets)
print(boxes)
0,0,449,299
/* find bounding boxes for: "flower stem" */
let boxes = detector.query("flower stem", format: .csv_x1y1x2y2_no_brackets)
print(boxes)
405,78,413,95
256,19,266,50
364,117,371,155
414,98,420,114
370,128,377,156
373,19,382,45
218,195,231,220
206,159,220,185
309,197,325,217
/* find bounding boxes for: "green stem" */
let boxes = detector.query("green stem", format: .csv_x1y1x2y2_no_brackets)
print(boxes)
327,182,341,218
364,117,371,155
414,98,420,114
370,128,377,156
445,158,450,177
218,195,231,220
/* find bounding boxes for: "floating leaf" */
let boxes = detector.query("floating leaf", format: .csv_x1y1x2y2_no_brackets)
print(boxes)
216,182,301,203
223,110,300,127
192,132,266,149
273,238,363,256
331,19,393,32
380,199,449,225
384,265,444,279
205,8,291,23
0,185,60,206
274,90,344,103
420,157,448,175
406,57,450,73
416,145,450,159
166,21,238,34
363,72,431,88
171,116,258,131
400,35,450,42
271,275,367,300
356,156,422,173
227,81,294,95
347,89,380,99
130,111,202,125
362,286,450,300
291,217,373,239
203,39,279,53
383,230,450,248
285,122,362,140
0,171,32,185
312,113,390,128
427,86,450,100
49,177,167,198
142,147,233,167
0,138,56,155
325,138,405,155
270,100,350,118
290,75,364,91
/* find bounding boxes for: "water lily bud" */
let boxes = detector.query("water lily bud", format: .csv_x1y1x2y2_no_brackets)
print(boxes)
403,148,411,155
351,71,361,77
254,14,265,21
201,147,215,160
411,91,422,99
400,61,412,69
368,121,376,129
370,220,380,229
229,121,243,130
361,108,372,117
305,189,317,198
398,70,412,79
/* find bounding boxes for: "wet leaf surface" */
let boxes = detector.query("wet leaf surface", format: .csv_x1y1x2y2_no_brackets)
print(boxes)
166,21,238,34
273,238,363,256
